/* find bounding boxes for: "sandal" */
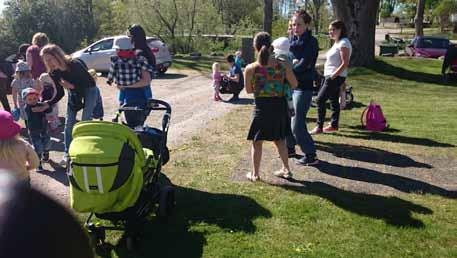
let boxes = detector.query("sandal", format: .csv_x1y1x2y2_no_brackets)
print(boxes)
273,168,292,179
246,173,259,182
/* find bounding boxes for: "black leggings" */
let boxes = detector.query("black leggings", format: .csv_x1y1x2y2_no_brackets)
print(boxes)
0,78,11,112
316,76,345,128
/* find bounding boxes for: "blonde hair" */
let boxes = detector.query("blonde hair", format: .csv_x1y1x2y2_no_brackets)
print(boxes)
32,33,49,48
212,62,220,73
0,135,22,162
40,44,71,72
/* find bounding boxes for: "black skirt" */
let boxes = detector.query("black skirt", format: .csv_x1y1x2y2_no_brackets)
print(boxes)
247,97,292,141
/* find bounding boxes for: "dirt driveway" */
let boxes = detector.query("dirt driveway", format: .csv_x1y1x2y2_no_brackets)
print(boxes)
29,69,251,203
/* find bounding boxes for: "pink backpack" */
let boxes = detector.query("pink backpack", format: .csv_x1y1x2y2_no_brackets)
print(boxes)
361,101,387,131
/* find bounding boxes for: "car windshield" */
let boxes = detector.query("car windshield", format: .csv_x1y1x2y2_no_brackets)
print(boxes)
417,38,449,49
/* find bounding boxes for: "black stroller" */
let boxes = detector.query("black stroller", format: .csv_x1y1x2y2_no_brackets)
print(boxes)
67,99,174,255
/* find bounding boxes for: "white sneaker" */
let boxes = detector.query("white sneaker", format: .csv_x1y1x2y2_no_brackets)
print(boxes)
273,168,293,179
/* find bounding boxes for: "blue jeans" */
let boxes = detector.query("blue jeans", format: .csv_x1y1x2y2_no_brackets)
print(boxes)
64,86,99,153
286,89,316,155
92,89,104,119
29,129,50,158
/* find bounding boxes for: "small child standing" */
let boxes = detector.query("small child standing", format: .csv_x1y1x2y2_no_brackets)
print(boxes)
235,50,246,69
272,37,295,116
212,62,222,101
107,40,153,127
22,88,51,171
11,61,38,121
0,110,40,183
38,73,60,131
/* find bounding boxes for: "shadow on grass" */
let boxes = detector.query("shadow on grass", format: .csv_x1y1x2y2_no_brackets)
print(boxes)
315,161,456,198
334,130,455,148
343,101,366,110
275,179,432,228
368,59,454,87
157,73,188,80
114,186,271,258
316,141,432,168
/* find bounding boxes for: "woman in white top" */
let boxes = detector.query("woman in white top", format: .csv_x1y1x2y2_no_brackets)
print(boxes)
310,20,352,134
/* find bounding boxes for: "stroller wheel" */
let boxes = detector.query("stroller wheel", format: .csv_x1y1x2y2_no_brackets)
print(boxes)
158,185,175,219
87,224,106,248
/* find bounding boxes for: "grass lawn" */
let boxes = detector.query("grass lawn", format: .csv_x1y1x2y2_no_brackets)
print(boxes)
171,55,229,73
97,57,457,258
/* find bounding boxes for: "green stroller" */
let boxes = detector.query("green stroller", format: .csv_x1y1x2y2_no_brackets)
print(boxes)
67,99,173,253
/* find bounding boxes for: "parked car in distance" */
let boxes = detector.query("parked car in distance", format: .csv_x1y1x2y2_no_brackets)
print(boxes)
405,36,450,58
71,35,172,74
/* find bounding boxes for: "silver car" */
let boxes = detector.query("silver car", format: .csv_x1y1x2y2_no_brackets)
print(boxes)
71,35,172,73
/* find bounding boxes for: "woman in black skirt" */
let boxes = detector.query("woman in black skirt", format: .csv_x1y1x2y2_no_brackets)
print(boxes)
244,32,298,181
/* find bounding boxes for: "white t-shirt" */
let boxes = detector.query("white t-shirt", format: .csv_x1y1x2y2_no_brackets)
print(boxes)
324,38,352,77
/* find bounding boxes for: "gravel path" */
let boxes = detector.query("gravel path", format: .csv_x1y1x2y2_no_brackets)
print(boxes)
29,70,249,204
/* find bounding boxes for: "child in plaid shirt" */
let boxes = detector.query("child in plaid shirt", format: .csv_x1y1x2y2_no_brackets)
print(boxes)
107,39,153,108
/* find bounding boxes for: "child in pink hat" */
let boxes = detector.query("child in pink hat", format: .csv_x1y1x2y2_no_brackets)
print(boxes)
0,110,40,183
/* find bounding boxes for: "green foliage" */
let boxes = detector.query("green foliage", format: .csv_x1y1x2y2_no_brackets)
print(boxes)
0,0,98,57
433,0,457,17
95,0,131,38
272,18,289,38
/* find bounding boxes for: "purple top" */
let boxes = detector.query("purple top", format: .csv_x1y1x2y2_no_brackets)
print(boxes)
212,72,221,84
26,45,46,79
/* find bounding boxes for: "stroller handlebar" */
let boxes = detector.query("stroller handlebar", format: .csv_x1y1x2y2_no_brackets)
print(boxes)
114,99,172,130
117,99,172,114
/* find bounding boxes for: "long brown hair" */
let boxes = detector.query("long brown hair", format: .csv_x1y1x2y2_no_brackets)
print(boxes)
330,20,348,40
40,44,71,72
253,32,272,66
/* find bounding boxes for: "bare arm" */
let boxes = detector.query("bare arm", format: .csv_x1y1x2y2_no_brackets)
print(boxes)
121,70,151,89
26,51,33,69
331,47,350,79
11,83,18,108
244,65,255,94
228,73,240,83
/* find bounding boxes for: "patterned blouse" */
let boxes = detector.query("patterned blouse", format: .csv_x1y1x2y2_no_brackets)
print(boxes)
250,62,287,98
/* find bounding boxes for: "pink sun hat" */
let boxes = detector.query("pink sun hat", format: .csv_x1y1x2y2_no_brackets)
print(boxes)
0,110,22,140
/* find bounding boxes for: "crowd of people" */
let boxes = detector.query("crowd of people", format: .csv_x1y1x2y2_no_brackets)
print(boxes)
0,10,355,256
243,10,352,181
0,24,156,185
0,9,352,187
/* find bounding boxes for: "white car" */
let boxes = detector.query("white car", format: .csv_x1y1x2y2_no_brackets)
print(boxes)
71,35,172,74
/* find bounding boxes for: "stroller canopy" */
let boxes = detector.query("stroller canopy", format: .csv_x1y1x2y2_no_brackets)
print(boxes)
68,121,148,213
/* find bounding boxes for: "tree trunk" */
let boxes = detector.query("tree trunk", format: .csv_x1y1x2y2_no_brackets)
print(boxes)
415,0,425,36
263,0,273,34
331,0,380,67
312,0,323,34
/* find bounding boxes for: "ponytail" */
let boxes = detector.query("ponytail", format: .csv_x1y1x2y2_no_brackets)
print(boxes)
253,32,272,65
258,45,270,66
